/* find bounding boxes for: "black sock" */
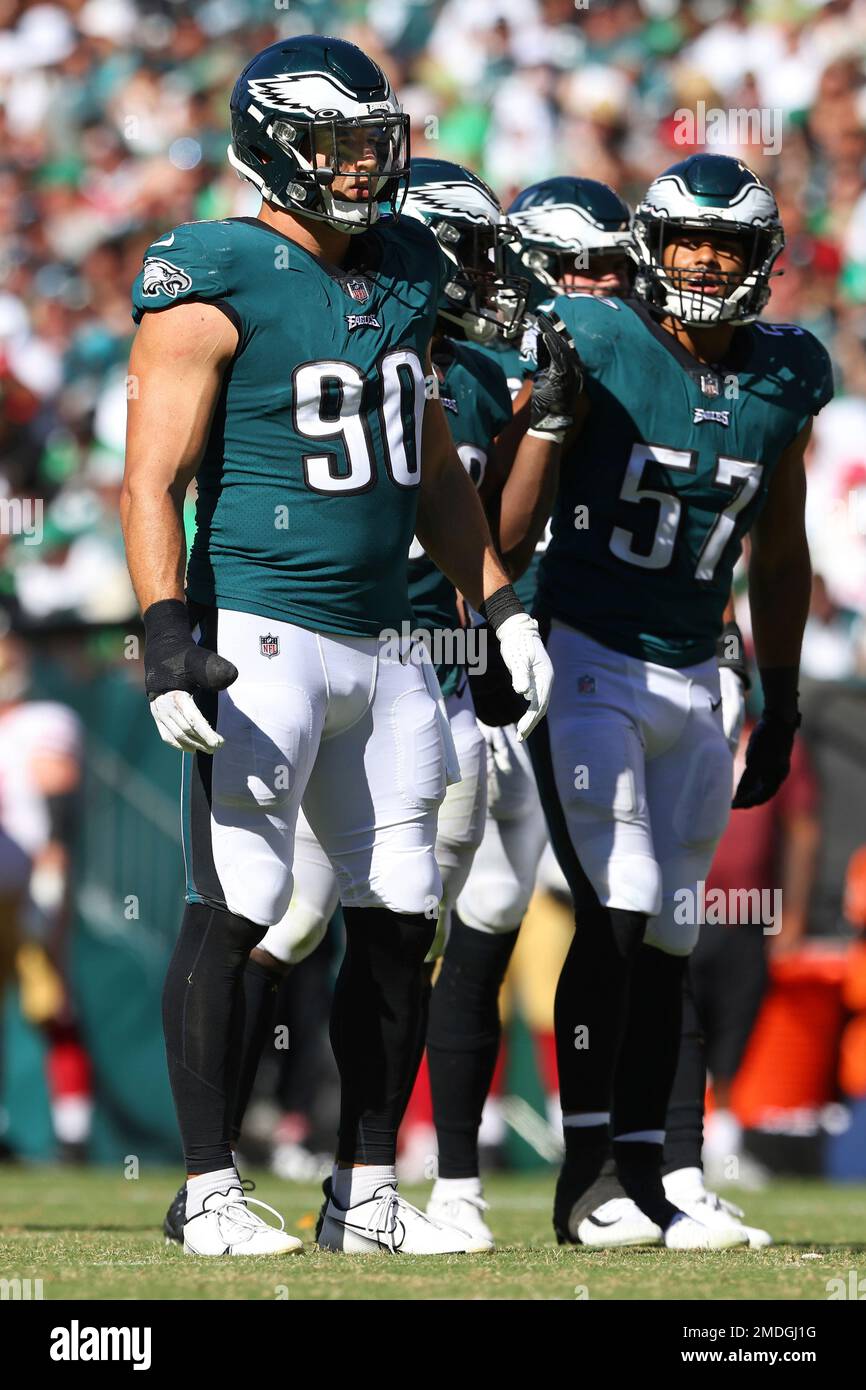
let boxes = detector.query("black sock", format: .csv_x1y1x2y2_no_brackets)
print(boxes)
561,1123,611,1191
662,966,706,1175
230,956,286,1145
331,906,435,1166
555,895,646,1116
613,1139,679,1229
427,915,519,1179
162,902,264,1174
613,944,688,1138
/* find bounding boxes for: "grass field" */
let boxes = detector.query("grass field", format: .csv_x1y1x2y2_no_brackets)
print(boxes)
2,1167,865,1301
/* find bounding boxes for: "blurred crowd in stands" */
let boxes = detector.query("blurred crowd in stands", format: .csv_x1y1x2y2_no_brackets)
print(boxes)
1,0,866,1173
2,0,866,649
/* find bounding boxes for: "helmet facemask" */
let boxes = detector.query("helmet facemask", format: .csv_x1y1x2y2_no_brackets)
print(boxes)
229,106,410,234
435,219,529,343
519,244,631,296
632,214,783,325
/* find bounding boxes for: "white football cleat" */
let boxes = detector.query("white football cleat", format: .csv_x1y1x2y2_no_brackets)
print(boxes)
577,1197,663,1248
663,1210,749,1250
182,1186,303,1256
694,1191,774,1249
318,1183,491,1254
426,1190,495,1250
663,1169,773,1248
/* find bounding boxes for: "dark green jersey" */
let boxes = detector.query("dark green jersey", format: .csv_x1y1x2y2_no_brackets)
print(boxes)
471,328,536,401
408,337,512,697
538,295,833,666
131,215,447,636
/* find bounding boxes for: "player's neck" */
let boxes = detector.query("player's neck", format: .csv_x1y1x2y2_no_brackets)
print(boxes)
257,200,352,267
660,314,736,366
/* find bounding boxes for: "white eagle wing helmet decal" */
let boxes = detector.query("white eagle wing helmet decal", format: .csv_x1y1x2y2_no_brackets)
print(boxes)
141,257,194,299
226,38,410,234
632,158,784,325
509,201,631,257
245,68,396,119
402,176,503,233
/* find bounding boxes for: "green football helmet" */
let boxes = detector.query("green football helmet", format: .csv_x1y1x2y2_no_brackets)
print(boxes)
402,158,529,343
632,154,784,324
508,177,633,297
228,35,410,234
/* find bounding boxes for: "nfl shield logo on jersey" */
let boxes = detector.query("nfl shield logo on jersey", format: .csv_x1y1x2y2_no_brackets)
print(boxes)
700,372,720,398
260,633,279,659
577,674,595,694
345,278,371,304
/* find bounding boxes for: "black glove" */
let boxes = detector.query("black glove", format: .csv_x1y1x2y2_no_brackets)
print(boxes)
143,599,238,697
528,311,584,442
732,665,800,809
732,712,800,808
467,622,529,727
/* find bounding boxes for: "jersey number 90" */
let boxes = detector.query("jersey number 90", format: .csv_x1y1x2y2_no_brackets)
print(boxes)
294,350,426,495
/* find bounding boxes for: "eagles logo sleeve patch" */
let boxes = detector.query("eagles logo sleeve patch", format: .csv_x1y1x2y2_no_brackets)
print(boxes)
141,257,194,299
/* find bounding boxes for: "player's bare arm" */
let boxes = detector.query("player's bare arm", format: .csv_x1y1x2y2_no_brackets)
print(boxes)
122,303,238,608
121,303,240,754
747,419,812,674
733,420,812,808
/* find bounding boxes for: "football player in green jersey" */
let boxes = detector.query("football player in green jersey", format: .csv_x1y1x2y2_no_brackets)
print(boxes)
157,157,521,1250
122,36,565,1257
427,180,636,1246
499,153,832,1250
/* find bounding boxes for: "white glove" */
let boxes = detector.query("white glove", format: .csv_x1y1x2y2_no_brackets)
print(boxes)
149,690,225,754
494,612,554,742
719,666,746,754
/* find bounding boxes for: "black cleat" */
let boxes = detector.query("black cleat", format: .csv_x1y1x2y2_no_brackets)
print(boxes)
553,1163,625,1246
163,1176,256,1245
163,1184,186,1246
314,1177,332,1243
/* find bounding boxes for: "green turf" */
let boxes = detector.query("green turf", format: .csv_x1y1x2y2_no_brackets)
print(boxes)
1,1168,865,1300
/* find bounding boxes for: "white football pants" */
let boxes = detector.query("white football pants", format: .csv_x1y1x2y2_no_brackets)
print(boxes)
257,682,488,964
182,610,456,929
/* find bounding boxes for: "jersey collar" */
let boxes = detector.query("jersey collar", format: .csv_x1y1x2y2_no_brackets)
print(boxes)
626,297,753,389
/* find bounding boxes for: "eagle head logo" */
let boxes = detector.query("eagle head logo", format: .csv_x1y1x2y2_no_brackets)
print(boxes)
141,257,193,299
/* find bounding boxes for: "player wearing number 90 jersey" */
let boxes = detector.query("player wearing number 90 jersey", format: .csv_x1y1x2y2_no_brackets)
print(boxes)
132,212,441,636
502,153,833,1247
124,36,555,1260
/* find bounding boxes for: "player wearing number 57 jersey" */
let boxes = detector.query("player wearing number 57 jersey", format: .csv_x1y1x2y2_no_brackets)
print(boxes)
501,153,833,1248
122,36,556,1258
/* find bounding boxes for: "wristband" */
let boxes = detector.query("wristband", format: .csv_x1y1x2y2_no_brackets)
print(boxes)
527,426,567,443
759,666,800,726
480,584,525,633
143,598,191,643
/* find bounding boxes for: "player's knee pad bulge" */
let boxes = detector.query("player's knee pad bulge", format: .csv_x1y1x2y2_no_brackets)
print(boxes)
436,713,488,864
550,713,662,916
392,685,449,813
211,682,315,816
670,734,733,848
